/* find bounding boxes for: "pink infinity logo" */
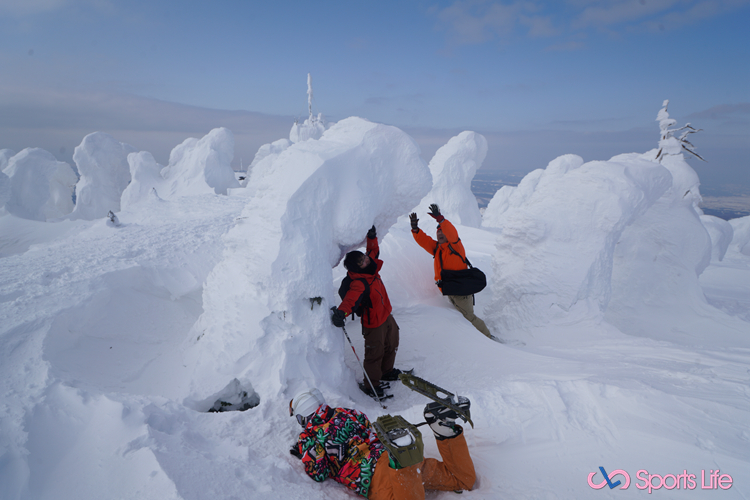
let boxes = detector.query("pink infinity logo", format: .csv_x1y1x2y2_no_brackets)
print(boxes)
588,468,630,489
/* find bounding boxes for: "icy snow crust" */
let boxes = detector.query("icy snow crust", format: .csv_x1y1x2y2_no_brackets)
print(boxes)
1,116,750,499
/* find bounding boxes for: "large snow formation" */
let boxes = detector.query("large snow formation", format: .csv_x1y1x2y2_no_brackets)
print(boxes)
2,148,78,221
0,148,14,170
120,151,165,209
414,131,486,227
2,108,750,500
483,153,672,332
160,127,240,198
183,116,432,402
120,128,240,207
68,132,136,220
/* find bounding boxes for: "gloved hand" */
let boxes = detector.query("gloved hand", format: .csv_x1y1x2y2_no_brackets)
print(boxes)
367,225,377,239
409,213,419,232
330,306,346,328
428,204,444,223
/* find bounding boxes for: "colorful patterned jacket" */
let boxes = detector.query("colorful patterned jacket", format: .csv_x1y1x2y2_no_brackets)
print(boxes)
295,404,385,498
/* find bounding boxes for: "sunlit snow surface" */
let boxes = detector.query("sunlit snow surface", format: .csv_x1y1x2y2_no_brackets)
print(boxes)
1,118,749,499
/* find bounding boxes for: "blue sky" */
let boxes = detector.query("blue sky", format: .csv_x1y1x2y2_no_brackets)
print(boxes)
1,0,749,192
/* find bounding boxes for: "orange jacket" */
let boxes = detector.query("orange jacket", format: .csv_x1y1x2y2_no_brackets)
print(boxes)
412,219,468,286
338,235,393,329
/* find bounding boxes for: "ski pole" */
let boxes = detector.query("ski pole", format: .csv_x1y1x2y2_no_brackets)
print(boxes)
341,324,386,409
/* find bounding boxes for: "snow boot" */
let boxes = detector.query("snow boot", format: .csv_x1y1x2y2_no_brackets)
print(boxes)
381,368,414,381
359,381,392,401
423,397,470,440
381,368,402,381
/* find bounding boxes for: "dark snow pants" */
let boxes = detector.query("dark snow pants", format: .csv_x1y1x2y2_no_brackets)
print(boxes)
362,314,399,386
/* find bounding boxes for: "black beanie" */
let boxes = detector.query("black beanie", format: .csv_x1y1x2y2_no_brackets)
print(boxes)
343,251,364,272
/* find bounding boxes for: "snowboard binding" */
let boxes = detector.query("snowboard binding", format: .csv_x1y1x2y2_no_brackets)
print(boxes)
372,414,424,468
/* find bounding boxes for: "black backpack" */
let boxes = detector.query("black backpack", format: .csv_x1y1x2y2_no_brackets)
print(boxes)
436,242,487,296
338,276,372,317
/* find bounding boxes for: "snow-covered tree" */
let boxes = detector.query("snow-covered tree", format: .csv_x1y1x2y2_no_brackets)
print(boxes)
289,73,327,143
655,99,704,163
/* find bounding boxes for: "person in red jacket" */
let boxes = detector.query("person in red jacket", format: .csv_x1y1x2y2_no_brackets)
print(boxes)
410,204,492,338
331,225,401,398
289,388,476,500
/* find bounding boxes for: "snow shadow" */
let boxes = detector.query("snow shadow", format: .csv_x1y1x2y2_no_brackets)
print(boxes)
184,378,260,413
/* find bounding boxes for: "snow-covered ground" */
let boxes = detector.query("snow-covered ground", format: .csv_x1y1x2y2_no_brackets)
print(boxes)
1,108,749,499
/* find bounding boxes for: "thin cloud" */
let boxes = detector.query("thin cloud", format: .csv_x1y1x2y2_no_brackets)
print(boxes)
0,0,111,16
431,0,749,45
433,0,550,45
686,103,750,122
571,0,750,32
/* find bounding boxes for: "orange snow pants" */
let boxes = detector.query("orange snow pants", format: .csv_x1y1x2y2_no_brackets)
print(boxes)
368,431,476,500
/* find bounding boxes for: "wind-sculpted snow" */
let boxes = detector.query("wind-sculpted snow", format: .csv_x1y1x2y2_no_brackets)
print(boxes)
68,132,136,220
160,127,240,198
701,214,733,262
2,148,78,221
605,153,719,341
414,131,485,227
0,148,14,170
120,128,240,207
728,215,750,257
0,170,10,212
185,116,431,403
2,114,750,500
121,151,165,209
484,153,672,332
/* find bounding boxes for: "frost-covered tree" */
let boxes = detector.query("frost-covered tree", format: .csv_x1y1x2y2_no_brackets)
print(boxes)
289,73,327,143
655,99,704,163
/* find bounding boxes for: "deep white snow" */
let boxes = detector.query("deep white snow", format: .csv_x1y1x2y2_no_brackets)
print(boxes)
1,108,749,500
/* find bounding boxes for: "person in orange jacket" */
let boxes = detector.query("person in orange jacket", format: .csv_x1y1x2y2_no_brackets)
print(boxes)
409,204,492,338
289,388,476,500
331,225,401,398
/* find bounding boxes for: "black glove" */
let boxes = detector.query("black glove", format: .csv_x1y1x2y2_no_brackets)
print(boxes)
428,204,444,223
409,213,419,232
290,446,303,459
367,225,376,239
330,306,346,328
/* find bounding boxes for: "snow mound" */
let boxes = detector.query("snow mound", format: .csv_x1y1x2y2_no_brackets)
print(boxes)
68,132,136,220
243,138,291,187
0,148,15,170
414,131,486,227
701,214,733,262
2,148,78,221
728,215,750,257
290,114,327,143
485,153,672,333
0,170,10,212
160,127,240,198
606,152,715,340
184,116,431,402
121,151,166,209
483,166,549,228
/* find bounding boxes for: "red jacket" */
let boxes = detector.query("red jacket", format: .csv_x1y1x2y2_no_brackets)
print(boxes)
412,219,468,287
338,235,393,329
